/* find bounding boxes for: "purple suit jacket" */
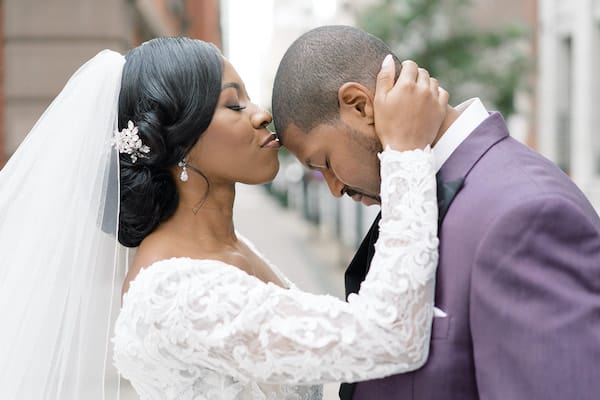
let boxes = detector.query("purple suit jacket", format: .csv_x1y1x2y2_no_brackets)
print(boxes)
343,113,600,399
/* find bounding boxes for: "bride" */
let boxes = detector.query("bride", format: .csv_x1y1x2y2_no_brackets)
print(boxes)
0,37,445,399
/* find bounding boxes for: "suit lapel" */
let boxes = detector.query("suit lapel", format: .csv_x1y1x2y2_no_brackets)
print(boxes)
344,212,381,298
436,112,509,227
437,175,465,225
437,112,509,185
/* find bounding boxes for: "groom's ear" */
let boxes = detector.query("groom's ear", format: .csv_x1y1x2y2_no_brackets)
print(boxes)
337,82,374,125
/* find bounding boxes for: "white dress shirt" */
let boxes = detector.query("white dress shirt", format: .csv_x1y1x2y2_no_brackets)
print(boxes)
433,98,489,172
431,98,488,318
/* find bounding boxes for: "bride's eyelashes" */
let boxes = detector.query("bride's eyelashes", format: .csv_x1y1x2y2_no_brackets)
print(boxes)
226,105,246,111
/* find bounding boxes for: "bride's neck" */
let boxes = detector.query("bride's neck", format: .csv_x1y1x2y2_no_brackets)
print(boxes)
166,183,237,244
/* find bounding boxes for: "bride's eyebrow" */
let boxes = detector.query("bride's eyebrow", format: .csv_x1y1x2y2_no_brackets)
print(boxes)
221,82,241,92
221,82,251,101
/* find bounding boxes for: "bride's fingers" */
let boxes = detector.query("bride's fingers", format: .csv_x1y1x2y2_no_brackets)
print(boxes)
375,54,396,100
429,77,439,98
437,86,449,107
398,60,418,85
417,67,430,88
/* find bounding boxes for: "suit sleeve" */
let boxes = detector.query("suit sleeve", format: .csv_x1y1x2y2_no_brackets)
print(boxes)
470,195,600,400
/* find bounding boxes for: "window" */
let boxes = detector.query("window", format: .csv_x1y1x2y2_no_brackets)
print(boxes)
594,21,600,174
556,36,573,174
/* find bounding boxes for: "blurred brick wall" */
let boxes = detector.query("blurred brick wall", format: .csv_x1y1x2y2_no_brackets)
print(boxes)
3,0,132,163
132,0,221,48
186,0,221,48
1,0,221,168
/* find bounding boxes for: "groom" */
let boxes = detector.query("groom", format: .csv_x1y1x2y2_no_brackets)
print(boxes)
272,25,600,399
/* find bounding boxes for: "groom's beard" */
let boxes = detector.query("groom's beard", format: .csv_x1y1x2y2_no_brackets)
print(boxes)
341,123,383,205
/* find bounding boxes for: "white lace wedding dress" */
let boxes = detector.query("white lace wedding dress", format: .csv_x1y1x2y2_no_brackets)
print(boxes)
112,147,438,400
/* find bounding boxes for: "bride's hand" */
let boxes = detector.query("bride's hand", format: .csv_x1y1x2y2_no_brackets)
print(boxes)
374,56,448,151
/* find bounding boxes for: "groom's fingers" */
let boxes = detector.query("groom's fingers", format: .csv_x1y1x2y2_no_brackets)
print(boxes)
376,54,396,98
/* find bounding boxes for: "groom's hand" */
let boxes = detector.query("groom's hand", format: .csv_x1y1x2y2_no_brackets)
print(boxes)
374,55,448,151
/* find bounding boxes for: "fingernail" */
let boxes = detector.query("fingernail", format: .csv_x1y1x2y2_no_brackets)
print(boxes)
382,54,393,68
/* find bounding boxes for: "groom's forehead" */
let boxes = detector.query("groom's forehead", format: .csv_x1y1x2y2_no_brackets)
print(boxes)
279,123,309,151
280,123,328,156
283,120,337,142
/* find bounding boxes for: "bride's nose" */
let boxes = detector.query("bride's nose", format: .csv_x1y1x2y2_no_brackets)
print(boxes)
252,106,272,129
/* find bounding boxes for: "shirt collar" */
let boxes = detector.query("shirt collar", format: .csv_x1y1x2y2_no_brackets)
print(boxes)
433,98,489,172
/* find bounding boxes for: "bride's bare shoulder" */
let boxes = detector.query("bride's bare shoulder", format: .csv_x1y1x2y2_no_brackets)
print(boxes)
122,232,178,295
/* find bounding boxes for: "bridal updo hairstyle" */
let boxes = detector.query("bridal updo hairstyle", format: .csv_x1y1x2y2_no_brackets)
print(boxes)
117,37,223,247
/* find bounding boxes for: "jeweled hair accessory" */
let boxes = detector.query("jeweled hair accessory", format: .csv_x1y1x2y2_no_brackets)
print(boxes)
112,120,151,163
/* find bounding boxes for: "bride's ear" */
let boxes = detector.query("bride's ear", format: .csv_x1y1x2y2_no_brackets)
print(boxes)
338,82,374,125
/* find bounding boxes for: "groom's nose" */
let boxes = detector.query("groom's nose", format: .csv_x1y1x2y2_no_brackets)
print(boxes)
322,170,345,198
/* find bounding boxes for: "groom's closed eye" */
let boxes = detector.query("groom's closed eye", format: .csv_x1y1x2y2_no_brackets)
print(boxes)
344,188,381,203
344,188,360,197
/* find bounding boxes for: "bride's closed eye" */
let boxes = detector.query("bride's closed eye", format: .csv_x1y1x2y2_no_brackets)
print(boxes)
226,104,247,111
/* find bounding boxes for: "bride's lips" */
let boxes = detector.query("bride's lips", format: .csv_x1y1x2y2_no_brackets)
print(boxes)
261,133,280,149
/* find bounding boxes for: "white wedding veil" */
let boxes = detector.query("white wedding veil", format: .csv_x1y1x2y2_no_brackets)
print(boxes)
0,50,127,399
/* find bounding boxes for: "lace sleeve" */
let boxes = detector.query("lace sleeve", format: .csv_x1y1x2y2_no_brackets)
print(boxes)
116,147,438,385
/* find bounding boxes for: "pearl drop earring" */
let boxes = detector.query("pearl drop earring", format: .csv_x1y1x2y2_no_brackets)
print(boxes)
178,160,189,182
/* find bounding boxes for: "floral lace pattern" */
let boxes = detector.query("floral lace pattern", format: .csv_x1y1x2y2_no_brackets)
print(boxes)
112,147,438,399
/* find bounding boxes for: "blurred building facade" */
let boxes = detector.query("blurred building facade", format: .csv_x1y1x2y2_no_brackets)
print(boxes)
0,0,220,167
537,0,600,210
469,0,538,147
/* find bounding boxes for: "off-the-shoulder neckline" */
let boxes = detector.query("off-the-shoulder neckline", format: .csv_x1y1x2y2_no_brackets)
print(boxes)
137,256,292,290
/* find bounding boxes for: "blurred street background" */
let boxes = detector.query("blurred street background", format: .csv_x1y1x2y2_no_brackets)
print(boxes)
2,0,599,399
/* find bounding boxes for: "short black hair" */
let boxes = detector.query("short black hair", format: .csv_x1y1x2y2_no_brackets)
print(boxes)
117,37,223,247
272,25,399,137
